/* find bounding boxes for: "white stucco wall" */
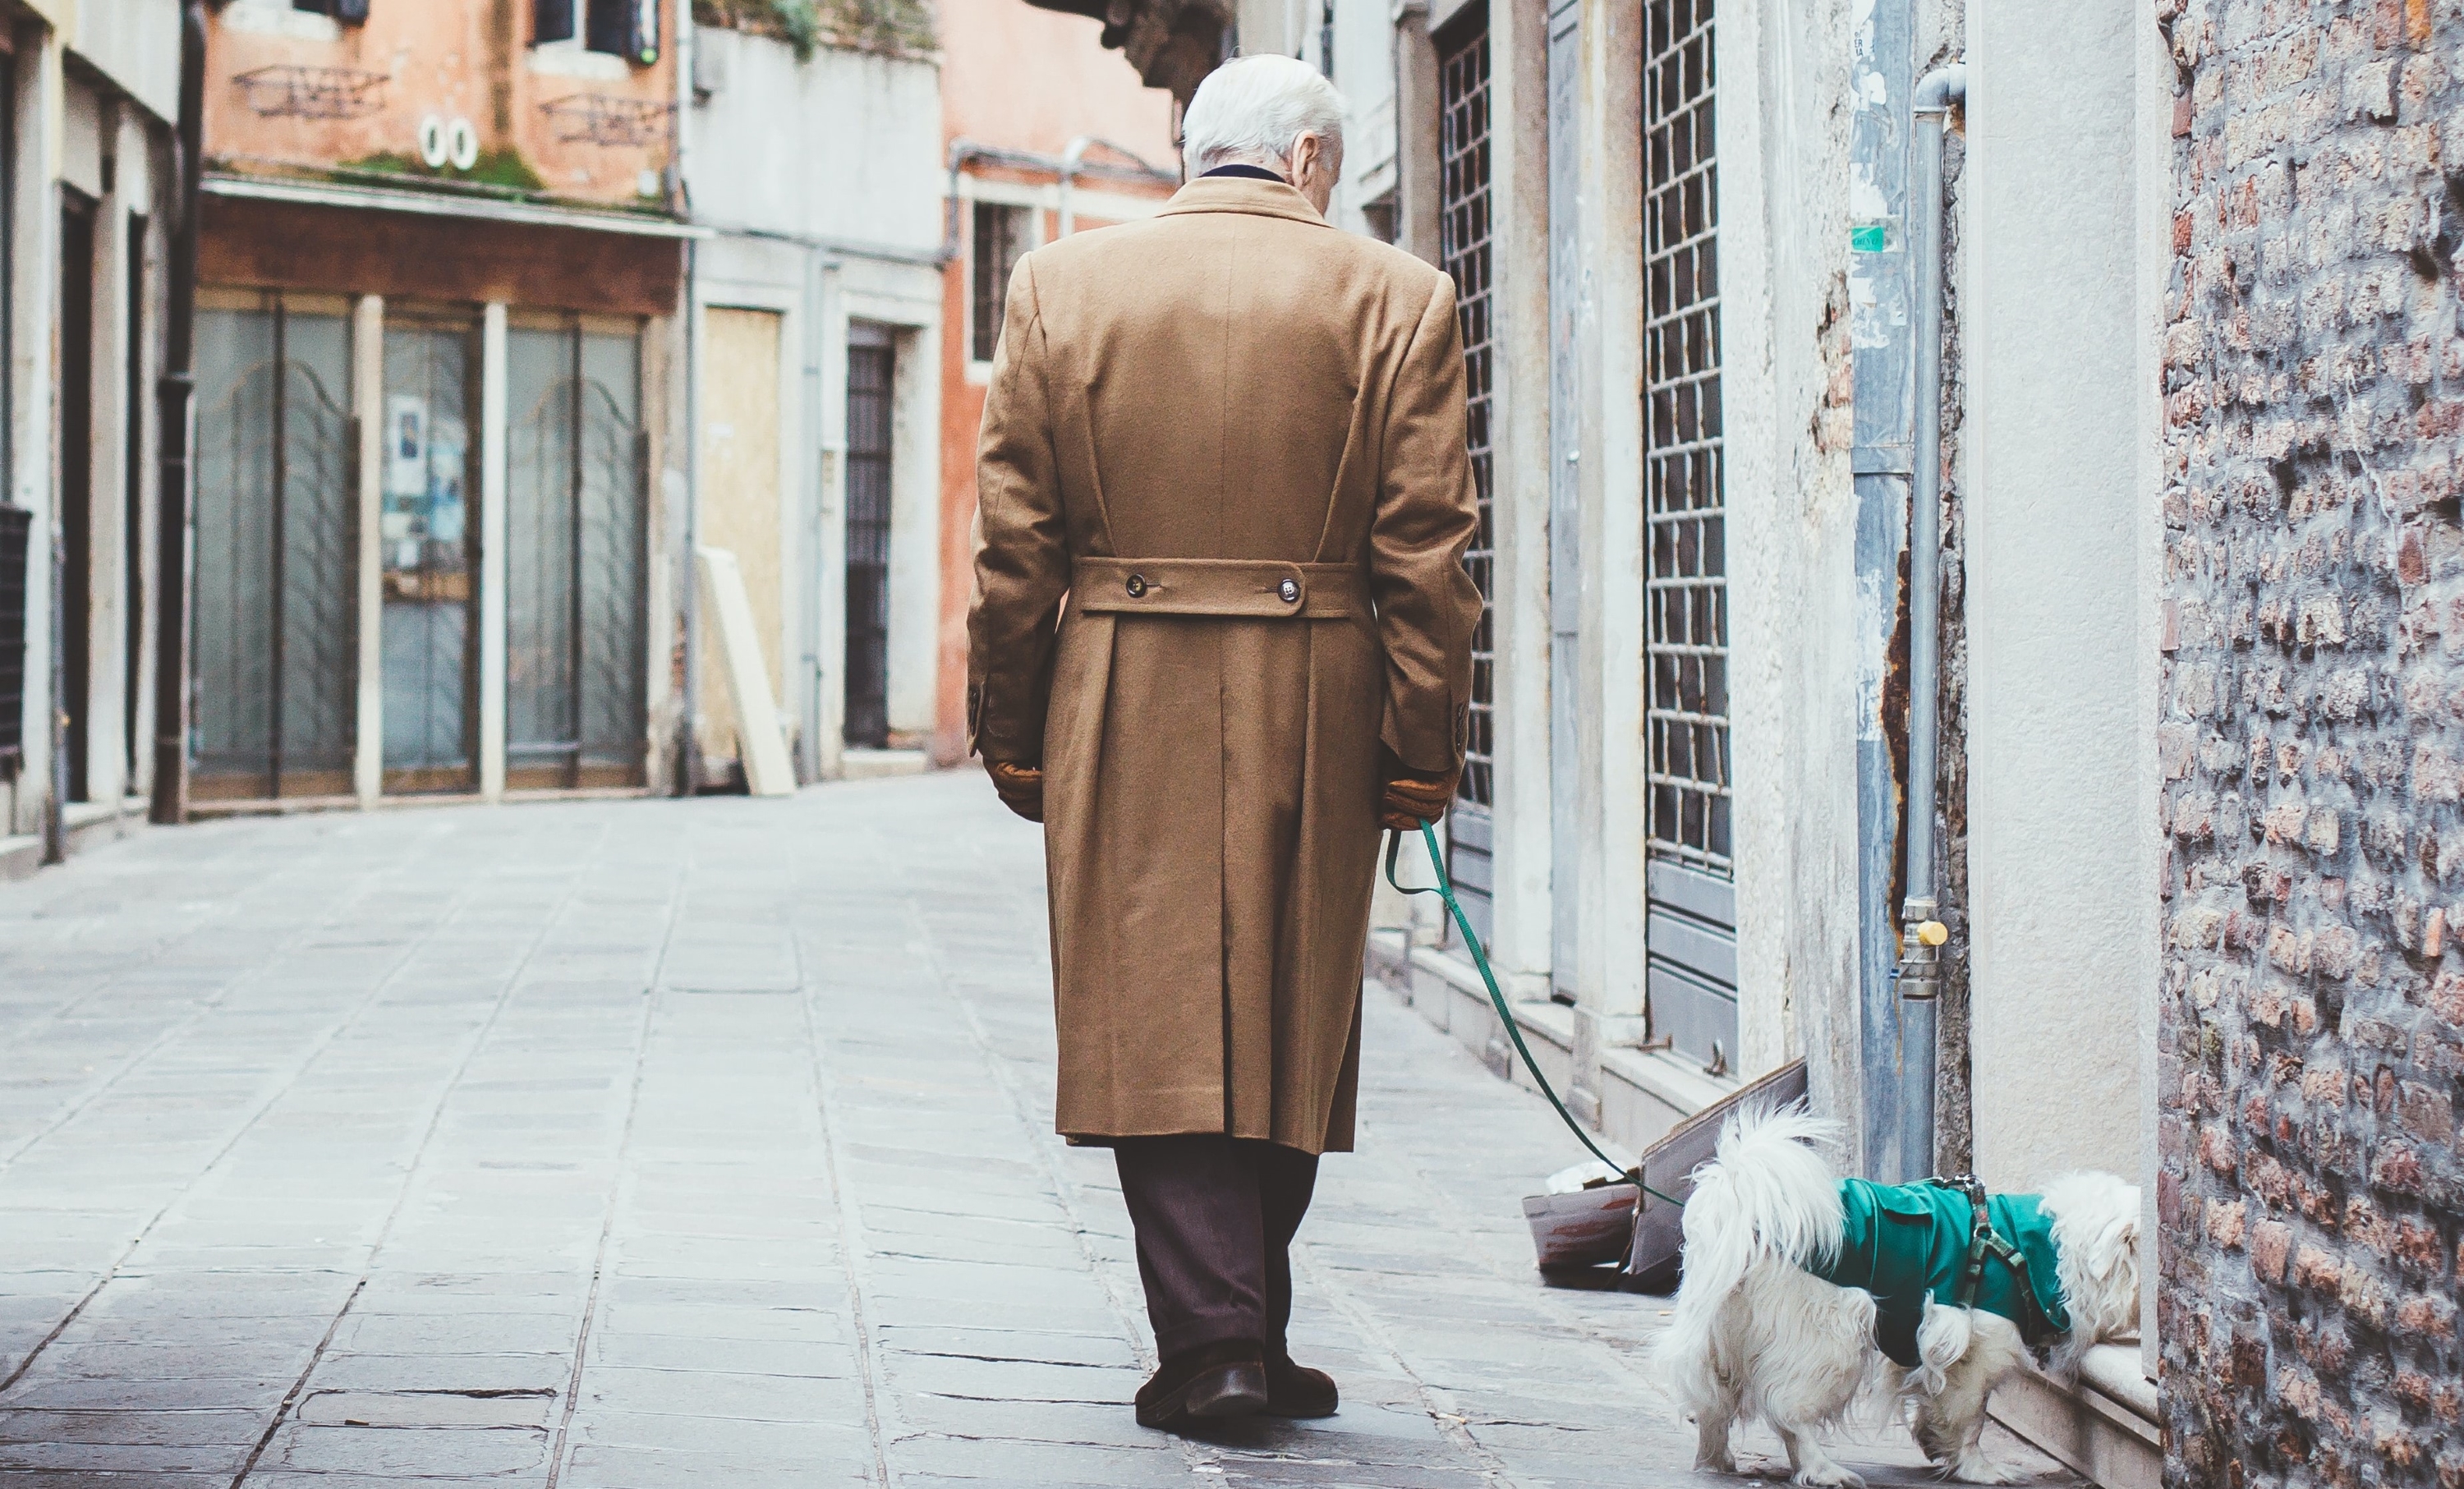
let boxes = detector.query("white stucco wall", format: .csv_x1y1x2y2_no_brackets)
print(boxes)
1484,0,1558,995
687,30,942,777
8,31,62,838
1961,0,2157,1188
689,30,941,252
75,0,181,126
1721,0,1865,1125
1328,0,1398,236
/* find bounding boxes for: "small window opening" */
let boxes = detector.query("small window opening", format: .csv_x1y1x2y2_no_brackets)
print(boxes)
970,204,1030,365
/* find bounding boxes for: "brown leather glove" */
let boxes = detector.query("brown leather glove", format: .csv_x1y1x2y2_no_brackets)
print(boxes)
1380,766,1460,831
986,760,1045,823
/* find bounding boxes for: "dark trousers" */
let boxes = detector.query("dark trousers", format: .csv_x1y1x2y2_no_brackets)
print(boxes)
1112,1134,1320,1361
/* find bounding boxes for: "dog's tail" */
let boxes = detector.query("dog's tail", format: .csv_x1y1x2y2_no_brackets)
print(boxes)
1666,1102,1846,1312
1653,1103,1852,1416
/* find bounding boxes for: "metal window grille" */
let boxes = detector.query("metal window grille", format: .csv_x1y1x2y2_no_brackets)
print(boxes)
379,317,479,793
1644,0,1730,875
0,506,26,769
1439,14,1494,811
192,297,360,801
971,205,1028,365
844,338,894,748
506,322,650,789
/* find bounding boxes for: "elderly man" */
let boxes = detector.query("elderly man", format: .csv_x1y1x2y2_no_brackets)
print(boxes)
967,54,1482,1432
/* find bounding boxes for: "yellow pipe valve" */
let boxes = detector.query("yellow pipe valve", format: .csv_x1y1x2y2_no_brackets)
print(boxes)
1915,921,1949,947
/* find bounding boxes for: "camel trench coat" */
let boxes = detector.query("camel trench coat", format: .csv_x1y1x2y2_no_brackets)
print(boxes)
967,176,1483,1156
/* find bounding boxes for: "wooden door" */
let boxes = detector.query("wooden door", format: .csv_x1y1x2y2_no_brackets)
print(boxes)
698,306,784,775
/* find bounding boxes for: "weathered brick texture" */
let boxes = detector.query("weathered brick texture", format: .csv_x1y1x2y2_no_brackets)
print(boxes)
2157,1,2464,1485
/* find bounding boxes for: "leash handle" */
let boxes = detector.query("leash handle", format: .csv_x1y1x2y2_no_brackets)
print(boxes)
1386,821,1678,1207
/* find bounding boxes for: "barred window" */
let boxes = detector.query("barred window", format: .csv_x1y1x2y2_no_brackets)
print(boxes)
1438,14,1494,811
1644,0,1729,874
971,203,1030,365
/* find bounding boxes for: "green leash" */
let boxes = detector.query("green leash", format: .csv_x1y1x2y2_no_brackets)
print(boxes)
1385,820,1680,1208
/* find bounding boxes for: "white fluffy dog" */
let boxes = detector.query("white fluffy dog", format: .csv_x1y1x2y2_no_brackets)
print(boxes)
1652,1106,2140,1487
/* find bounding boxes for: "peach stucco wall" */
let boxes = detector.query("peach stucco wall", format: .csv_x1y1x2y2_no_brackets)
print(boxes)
938,0,1177,163
931,4,1182,761
205,0,678,207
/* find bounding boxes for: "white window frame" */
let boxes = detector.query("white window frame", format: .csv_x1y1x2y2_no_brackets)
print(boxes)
960,181,1046,385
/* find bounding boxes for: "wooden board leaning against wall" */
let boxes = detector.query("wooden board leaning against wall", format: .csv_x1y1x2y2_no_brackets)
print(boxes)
696,306,787,782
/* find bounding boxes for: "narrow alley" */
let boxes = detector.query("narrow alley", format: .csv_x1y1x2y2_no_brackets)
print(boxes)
0,776,2074,1487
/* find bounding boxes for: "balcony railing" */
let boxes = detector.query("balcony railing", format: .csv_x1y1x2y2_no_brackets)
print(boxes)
539,94,675,148
232,64,388,120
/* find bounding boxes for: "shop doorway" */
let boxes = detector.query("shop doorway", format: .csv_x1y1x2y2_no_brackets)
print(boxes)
379,313,479,795
505,315,648,789
192,291,357,800
843,326,893,750
58,193,94,802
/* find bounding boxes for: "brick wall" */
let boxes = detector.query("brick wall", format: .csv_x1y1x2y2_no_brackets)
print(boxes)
2156,1,2464,1484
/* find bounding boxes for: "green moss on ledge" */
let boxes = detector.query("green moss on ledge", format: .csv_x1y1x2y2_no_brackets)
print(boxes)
343,148,549,195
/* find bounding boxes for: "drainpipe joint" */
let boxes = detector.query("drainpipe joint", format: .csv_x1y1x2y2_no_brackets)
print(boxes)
1914,62,1967,117
1897,896,1947,1000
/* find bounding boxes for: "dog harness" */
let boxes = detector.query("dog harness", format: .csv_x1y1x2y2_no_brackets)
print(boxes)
1804,1174,2071,1369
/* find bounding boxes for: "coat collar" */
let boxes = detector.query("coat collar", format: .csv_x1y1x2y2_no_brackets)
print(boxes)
1155,176,1331,228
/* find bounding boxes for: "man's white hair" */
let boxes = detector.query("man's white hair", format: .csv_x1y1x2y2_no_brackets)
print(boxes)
1181,55,1347,177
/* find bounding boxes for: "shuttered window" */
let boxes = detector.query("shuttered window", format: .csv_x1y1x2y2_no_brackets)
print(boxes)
536,0,655,61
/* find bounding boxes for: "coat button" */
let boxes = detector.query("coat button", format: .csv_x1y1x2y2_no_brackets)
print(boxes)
1279,577,1300,604
1126,573,1147,598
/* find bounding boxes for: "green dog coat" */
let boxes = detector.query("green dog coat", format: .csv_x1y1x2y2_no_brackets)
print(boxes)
1804,1178,2071,1369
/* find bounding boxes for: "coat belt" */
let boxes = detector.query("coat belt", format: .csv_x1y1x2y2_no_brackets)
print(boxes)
1070,557,1370,619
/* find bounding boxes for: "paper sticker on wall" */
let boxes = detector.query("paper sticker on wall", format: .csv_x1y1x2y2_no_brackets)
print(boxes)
427,415,469,545
386,394,429,497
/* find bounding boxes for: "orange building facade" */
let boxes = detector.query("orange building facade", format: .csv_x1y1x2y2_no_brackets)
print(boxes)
930,0,1179,763
191,0,692,810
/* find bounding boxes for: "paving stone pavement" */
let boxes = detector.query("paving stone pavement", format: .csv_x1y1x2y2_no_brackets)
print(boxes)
0,774,2087,1488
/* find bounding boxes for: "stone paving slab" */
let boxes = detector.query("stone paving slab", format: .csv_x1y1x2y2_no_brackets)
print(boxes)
0,774,2089,1487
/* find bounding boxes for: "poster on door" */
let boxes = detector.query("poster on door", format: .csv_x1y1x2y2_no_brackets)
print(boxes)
381,393,471,597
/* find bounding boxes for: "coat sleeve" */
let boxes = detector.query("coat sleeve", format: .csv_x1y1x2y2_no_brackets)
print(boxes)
1368,271,1484,777
967,254,1069,765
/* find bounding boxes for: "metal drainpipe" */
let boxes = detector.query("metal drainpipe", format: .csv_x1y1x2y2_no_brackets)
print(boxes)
675,9,703,798
151,0,205,830
1897,60,1965,1170
44,484,64,862
801,243,824,783
678,237,704,797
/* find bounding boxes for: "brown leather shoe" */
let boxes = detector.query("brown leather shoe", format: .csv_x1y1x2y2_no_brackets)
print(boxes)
1264,1354,1339,1418
1134,1340,1269,1431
